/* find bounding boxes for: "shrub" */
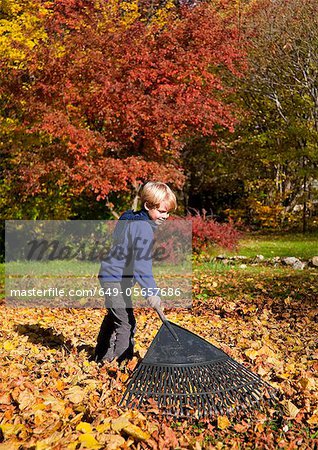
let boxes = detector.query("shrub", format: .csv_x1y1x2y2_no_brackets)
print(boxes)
188,209,241,253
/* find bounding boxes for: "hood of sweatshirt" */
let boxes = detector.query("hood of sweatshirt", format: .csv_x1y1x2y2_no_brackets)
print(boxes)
119,208,157,229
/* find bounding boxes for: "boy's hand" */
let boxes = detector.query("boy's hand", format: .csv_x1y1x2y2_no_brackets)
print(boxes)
147,295,161,309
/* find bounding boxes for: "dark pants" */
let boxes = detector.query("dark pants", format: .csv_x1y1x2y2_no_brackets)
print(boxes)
94,281,136,363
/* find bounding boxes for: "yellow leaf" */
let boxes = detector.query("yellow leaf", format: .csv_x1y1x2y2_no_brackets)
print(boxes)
217,415,231,430
147,422,159,435
36,441,50,450
67,443,78,450
79,298,88,306
96,421,111,433
210,319,222,328
34,410,48,426
258,345,276,358
111,415,131,432
78,433,100,449
32,402,46,411
255,422,264,432
122,423,151,441
3,340,15,351
120,373,129,382
0,423,25,438
56,380,65,391
69,412,84,425
76,422,93,433
278,372,292,380
307,414,318,425
285,363,296,373
292,346,303,352
245,349,259,360
266,357,282,368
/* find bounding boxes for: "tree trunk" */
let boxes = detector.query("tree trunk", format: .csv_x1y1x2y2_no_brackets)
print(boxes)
302,170,307,233
131,182,143,211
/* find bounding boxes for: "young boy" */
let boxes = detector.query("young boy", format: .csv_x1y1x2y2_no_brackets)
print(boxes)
94,182,177,364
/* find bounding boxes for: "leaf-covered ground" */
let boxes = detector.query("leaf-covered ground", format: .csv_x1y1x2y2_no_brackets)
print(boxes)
0,266,317,449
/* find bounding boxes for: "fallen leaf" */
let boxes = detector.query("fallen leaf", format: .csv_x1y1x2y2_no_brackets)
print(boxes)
55,380,65,391
245,349,259,360
122,423,151,441
103,434,125,450
111,415,131,432
282,400,300,418
307,413,318,425
66,386,85,404
3,341,15,351
0,393,11,405
126,357,138,371
299,377,315,391
233,423,249,432
217,415,231,430
18,390,34,411
120,373,129,383
76,421,93,433
78,433,100,449
95,420,111,433
255,422,264,432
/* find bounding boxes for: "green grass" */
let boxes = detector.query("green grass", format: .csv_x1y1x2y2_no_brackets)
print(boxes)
1,232,317,295
210,231,318,260
4,259,191,276
0,260,192,303
194,261,292,275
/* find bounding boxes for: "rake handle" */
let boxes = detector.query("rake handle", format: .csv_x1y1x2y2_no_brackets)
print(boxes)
154,306,179,341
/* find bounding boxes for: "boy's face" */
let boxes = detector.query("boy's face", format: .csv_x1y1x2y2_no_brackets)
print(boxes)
145,201,170,225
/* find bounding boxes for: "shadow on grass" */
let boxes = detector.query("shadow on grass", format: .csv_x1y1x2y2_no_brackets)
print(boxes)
14,323,95,357
207,266,316,302
194,267,317,325
239,271,317,307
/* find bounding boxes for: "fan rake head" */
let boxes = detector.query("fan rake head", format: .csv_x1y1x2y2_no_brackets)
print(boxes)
120,322,277,419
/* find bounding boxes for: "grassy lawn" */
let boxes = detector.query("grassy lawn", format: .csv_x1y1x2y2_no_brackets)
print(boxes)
2,230,317,298
196,260,293,275
209,230,318,259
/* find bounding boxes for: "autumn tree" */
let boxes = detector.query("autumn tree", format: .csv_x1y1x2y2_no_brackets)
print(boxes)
235,0,318,230
1,0,245,219
184,0,318,230
0,0,54,218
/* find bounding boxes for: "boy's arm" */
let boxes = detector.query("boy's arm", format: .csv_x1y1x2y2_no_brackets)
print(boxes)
129,221,160,300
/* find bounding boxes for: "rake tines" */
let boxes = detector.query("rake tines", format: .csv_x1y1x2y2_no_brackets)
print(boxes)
120,321,277,419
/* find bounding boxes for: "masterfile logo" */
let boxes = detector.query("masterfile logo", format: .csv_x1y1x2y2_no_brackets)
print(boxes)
5,220,192,308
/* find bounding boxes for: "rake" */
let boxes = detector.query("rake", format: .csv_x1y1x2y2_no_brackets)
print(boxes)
120,308,277,419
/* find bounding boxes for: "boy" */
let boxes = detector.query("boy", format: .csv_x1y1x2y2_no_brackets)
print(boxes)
94,182,177,364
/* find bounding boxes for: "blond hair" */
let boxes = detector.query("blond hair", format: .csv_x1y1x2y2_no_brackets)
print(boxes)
140,182,177,211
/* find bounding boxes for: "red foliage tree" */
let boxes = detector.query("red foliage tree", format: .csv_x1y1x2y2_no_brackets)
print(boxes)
5,0,246,213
